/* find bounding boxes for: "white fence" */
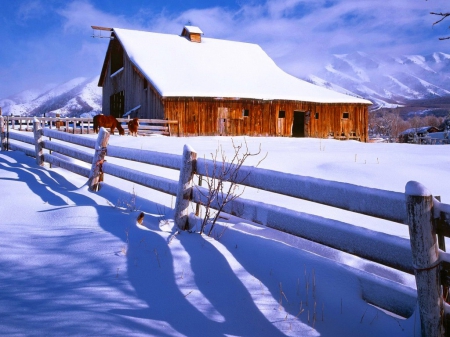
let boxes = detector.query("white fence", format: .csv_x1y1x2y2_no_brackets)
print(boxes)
2,116,178,136
2,116,450,336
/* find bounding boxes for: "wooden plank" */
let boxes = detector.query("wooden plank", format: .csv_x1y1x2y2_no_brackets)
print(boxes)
406,184,444,337
8,142,35,157
138,131,170,136
0,116,5,151
91,26,113,31
191,183,413,273
101,161,178,196
437,216,450,237
88,128,109,191
8,131,35,144
162,98,370,138
43,129,96,148
441,260,450,287
174,145,197,230
137,125,169,131
117,118,177,124
121,125,169,132
43,140,94,164
44,154,91,178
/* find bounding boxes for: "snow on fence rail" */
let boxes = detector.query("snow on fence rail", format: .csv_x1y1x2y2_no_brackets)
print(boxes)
1,115,178,136
2,117,450,336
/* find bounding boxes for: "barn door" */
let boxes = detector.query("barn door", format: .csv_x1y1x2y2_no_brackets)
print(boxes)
292,111,305,137
217,107,229,136
218,118,226,135
110,91,125,118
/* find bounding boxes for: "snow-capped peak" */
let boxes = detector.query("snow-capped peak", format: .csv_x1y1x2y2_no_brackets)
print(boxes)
0,76,102,117
307,51,450,109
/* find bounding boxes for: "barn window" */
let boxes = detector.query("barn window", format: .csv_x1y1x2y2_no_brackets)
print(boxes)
242,109,249,117
342,112,349,119
278,111,286,118
315,112,319,119
110,91,125,118
143,80,148,90
110,39,124,75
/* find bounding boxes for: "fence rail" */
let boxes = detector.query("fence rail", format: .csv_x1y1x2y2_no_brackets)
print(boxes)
1,116,450,336
2,116,178,136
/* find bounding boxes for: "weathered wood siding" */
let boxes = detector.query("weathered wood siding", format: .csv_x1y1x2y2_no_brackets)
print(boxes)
164,98,369,141
101,37,164,120
189,33,202,43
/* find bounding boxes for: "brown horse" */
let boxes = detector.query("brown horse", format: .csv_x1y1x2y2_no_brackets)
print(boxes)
127,118,139,136
93,114,125,135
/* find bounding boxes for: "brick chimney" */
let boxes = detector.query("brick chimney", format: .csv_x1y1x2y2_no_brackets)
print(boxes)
181,25,203,43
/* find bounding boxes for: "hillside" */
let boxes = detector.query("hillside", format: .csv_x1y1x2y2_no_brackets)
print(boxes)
0,76,101,117
306,51,450,112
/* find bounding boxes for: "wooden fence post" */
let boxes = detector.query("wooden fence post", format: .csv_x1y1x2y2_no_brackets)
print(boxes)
0,116,5,151
435,196,449,303
33,118,44,166
406,181,444,337
195,174,203,216
56,113,61,130
6,116,9,150
174,144,197,230
88,127,110,192
435,196,446,252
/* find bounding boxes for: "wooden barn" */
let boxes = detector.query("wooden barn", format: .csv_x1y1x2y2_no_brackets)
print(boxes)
97,25,372,141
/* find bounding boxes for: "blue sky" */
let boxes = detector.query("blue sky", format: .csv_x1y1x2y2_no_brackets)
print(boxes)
1,0,449,98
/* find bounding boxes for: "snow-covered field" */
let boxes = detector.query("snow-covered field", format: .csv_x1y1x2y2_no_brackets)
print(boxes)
1,134,448,336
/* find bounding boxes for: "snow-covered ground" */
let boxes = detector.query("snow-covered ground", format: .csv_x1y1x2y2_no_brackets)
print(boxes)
1,134,448,336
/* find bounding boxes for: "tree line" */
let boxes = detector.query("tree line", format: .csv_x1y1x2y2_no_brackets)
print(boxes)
368,110,449,142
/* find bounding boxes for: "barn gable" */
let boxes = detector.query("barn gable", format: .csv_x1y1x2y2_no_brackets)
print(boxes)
97,26,371,141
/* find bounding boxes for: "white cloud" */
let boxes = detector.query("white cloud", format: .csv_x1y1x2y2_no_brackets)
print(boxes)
57,1,131,33
56,0,450,67
140,0,450,78
16,0,46,23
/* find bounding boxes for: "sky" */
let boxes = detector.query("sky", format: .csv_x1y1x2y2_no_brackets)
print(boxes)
1,0,450,99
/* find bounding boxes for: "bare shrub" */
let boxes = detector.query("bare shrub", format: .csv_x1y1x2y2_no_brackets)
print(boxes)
196,138,266,236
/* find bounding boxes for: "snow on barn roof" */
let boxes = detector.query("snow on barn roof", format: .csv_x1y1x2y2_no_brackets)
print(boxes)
182,25,203,35
112,27,372,104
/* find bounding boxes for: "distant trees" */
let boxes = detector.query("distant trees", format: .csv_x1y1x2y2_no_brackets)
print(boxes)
369,110,446,141
369,110,410,142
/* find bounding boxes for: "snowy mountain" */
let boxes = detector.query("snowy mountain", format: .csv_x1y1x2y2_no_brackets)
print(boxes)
305,51,450,110
0,76,102,117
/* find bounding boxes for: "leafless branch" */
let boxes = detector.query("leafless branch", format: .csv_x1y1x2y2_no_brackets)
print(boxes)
196,138,266,236
429,9,450,39
430,12,450,26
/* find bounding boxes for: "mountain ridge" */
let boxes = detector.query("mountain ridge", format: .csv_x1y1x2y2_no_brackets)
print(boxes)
0,76,102,117
305,51,450,110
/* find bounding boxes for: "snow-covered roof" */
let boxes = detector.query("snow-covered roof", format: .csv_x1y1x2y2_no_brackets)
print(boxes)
182,25,203,35
112,28,372,104
399,126,438,135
